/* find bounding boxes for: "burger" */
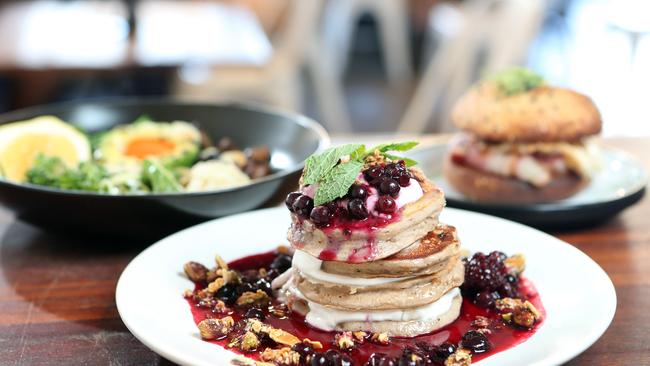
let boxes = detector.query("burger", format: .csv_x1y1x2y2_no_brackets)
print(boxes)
444,68,602,204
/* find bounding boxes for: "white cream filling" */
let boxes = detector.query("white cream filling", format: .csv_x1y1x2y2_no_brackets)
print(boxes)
303,287,460,331
292,250,411,287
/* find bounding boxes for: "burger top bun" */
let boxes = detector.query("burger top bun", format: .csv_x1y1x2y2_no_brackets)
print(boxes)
451,68,602,143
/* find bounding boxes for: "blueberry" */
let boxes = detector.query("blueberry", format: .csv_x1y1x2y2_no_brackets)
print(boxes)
254,278,272,295
474,290,500,308
310,206,332,226
215,283,238,305
460,330,492,354
398,174,411,187
270,253,292,273
311,353,328,366
498,282,519,298
365,166,383,181
348,198,369,219
398,348,425,366
285,192,302,212
429,342,456,363
349,184,369,199
379,178,400,197
366,353,397,366
292,342,315,360
376,195,397,214
292,195,314,218
244,307,265,321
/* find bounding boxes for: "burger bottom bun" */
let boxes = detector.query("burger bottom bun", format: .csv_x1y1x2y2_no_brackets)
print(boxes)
443,157,589,204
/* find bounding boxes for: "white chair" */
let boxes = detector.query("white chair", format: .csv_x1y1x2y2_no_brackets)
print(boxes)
168,0,352,132
398,0,546,133
320,0,413,88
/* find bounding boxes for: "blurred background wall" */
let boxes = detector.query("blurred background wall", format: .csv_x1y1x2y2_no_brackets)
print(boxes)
0,0,648,136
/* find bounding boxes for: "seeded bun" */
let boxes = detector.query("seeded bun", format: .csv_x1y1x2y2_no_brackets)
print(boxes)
451,82,602,143
443,156,589,204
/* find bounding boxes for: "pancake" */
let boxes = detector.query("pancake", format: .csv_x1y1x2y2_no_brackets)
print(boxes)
293,257,464,311
338,294,462,337
321,224,460,278
281,281,463,337
287,178,446,262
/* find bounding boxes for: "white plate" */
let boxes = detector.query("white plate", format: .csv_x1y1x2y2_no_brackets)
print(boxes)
116,207,616,366
408,145,647,228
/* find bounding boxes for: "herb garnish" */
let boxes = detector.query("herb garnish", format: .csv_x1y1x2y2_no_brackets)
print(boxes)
491,67,544,96
303,142,419,205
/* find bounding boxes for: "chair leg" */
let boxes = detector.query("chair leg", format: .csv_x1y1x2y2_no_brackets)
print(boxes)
375,0,413,88
307,42,352,133
320,0,358,78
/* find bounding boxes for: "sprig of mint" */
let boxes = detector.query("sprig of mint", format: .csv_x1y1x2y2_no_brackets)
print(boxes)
303,141,419,205
490,67,544,96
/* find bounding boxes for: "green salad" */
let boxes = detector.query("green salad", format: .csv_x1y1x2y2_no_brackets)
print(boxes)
0,115,271,194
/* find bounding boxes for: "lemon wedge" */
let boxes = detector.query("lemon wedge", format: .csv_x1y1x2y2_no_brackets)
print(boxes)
0,116,91,182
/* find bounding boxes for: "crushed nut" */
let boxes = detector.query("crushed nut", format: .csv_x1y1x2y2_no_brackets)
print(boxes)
183,289,193,298
497,298,541,328
269,303,288,318
471,316,490,329
245,319,270,334
213,300,228,314
215,254,229,271
269,328,301,346
240,331,260,352
236,290,270,307
445,348,472,366
370,332,390,345
183,261,209,282
352,331,367,343
504,254,526,276
197,296,217,309
495,297,521,313
197,316,234,340
302,339,323,349
260,347,301,366
207,277,226,293
335,331,355,350
206,269,219,282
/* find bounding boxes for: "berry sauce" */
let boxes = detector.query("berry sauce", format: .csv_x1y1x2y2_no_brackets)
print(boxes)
185,251,545,365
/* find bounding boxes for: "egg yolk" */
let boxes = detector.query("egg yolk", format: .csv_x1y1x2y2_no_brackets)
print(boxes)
125,137,175,159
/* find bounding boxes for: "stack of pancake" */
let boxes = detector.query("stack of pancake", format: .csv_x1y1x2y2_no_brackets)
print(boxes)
282,174,465,337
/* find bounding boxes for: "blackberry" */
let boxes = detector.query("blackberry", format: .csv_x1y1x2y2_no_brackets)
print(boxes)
463,251,509,292
474,290,501,308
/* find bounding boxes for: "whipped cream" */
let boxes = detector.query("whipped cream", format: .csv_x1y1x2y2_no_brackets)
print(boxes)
304,288,460,331
292,250,411,287
366,178,423,213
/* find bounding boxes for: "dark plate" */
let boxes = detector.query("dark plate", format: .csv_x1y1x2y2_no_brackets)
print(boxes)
409,144,648,230
0,99,329,240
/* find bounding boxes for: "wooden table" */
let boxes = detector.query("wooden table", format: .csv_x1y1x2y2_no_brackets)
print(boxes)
0,137,648,365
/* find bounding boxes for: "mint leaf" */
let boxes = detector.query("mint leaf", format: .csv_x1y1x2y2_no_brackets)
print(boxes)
314,160,363,205
384,154,418,167
368,141,419,154
303,144,364,185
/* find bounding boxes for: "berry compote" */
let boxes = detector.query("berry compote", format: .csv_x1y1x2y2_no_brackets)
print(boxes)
184,250,545,365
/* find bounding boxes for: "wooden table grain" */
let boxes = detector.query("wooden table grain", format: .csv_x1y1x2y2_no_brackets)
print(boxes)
0,137,648,366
